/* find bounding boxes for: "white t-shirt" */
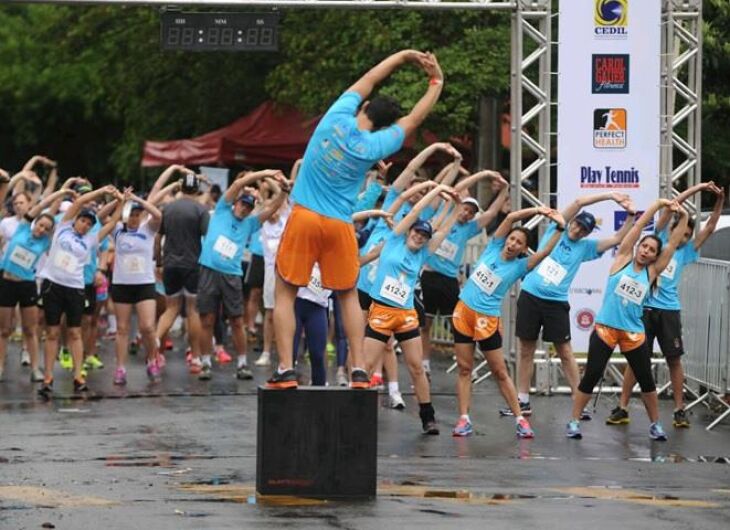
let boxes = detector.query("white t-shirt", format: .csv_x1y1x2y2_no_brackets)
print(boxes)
297,263,332,308
112,220,157,285
261,202,292,268
0,216,21,260
40,219,98,289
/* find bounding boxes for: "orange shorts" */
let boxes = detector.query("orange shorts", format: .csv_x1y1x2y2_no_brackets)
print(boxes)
595,324,646,352
276,205,359,290
451,300,502,342
368,302,420,337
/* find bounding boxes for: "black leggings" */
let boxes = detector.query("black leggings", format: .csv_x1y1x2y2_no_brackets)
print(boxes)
578,330,656,394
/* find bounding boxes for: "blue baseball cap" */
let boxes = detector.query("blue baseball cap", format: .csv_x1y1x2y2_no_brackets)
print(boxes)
77,208,97,224
237,194,256,208
573,211,597,232
410,219,433,239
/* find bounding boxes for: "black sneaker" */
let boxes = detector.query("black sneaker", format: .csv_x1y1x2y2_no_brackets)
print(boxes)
38,380,53,399
499,400,532,417
422,420,440,435
673,408,690,428
580,408,593,421
73,378,88,393
606,406,630,425
236,365,253,380
349,368,370,389
198,364,212,381
266,369,298,389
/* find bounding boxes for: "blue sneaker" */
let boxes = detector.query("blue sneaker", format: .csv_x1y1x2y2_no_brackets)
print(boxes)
566,420,582,439
516,417,535,439
649,422,668,441
452,417,473,437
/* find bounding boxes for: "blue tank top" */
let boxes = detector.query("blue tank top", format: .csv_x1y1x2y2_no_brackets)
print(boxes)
595,262,651,333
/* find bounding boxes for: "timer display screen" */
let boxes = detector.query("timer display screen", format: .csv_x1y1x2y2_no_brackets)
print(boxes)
161,12,279,51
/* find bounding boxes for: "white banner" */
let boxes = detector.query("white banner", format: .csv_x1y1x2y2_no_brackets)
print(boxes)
557,0,661,351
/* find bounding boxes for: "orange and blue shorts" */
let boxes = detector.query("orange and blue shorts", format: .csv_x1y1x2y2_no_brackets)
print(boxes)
594,324,646,353
451,300,503,350
365,302,421,343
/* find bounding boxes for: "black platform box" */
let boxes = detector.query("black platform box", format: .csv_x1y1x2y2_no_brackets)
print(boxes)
256,386,378,498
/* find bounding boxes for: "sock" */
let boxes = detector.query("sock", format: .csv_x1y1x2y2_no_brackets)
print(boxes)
515,415,525,424
238,355,248,368
419,402,435,421
202,354,212,367
460,414,471,423
277,364,288,374
372,371,382,380
422,359,431,371
107,315,117,333
260,350,270,357
388,381,400,395
518,393,530,403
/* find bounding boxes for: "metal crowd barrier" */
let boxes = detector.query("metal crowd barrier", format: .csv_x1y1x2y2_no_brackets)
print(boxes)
680,258,730,431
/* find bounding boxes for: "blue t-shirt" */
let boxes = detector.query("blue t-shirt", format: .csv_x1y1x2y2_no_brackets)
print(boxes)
521,223,602,302
369,232,429,310
78,215,107,286
645,228,699,311
596,263,651,333
354,180,384,212
1,222,50,281
426,216,481,278
199,197,261,276
248,226,263,257
459,237,529,316
291,92,405,222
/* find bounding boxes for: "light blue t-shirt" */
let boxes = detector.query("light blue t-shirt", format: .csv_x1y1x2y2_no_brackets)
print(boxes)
521,223,602,302
645,228,698,311
596,263,651,333
459,237,529,316
354,180,384,212
1,222,50,281
291,92,406,222
426,216,481,278
248,226,263,257
369,232,429,310
199,197,261,276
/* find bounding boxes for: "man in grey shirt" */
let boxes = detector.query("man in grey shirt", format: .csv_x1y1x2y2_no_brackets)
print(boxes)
155,174,209,372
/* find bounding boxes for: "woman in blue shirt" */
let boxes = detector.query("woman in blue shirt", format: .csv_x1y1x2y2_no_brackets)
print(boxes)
365,184,461,435
452,206,565,439
566,199,688,441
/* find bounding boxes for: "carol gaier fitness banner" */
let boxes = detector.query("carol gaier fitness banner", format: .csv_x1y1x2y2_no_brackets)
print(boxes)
557,0,661,351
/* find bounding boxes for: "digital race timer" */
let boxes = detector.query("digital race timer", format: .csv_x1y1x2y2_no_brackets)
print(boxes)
161,12,279,52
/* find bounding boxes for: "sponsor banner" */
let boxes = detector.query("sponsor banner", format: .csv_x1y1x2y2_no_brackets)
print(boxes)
558,0,661,351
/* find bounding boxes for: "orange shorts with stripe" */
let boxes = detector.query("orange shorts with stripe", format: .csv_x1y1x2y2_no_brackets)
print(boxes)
451,300,502,342
595,324,646,352
276,205,359,290
368,302,420,337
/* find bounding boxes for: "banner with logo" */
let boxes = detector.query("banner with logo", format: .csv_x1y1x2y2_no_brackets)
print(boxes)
557,0,661,351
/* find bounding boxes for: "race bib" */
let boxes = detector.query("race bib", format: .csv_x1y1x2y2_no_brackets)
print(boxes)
472,263,502,295
537,256,568,286
660,258,677,280
435,239,458,262
9,246,36,270
367,259,379,283
307,268,326,299
53,250,78,274
122,255,145,275
615,274,647,305
379,275,411,306
213,235,238,260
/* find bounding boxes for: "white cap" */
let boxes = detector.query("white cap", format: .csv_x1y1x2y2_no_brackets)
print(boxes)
462,197,481,212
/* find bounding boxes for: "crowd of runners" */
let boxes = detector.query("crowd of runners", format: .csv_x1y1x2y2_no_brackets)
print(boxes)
0,50,725,444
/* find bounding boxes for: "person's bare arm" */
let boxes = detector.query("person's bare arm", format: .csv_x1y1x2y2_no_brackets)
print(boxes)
64,185,117,223
596,200,637,253
429,194,461,253
394,184,450,236
527,210,566,270
347,49,429,99
611,199,675,274
27,189,76,219
561,191,631,224
391,142,457,191
149,164,192,200
352,209,393,225
149,181,182,206
359,242,384,266
396,52,444,137
694,185,725,249
41,166,59,199
475,178,510,229
97,189,126,242
652,207,689,280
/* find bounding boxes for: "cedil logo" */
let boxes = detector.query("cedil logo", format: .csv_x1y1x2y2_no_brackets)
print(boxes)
595,0,628,38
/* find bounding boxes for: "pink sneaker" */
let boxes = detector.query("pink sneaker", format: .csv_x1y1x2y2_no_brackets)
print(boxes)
113,367,127,386
185,349,193,366
215,347,232,364
146,359,161,382
157,352,166,369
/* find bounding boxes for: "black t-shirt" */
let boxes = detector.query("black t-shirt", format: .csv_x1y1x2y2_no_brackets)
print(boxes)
159,197,209,269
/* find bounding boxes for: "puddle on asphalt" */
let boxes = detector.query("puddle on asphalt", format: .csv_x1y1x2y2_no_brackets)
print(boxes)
100,454,222,467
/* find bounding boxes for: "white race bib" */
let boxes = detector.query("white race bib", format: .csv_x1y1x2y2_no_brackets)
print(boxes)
9,246,36,270
379,275,411,306
435,239,458,262
660,258,677,280
537,256,568,286
472,263,502,295
122,255,146,275
307,268,326,299
53,250,78,274
615,274,647,305
213,235,238,260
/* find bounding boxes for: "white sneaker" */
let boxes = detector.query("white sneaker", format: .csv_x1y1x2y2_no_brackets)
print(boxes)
336,367,348,387
254,351,271,366
389,391,406,410
20,349,31,367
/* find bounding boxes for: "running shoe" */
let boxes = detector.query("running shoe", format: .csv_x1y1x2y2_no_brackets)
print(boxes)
113,367,127,386
73,378,88,393
566,420,582,439
215,347,233,364
80,367,88,379
236,365,253,380
146,359,161,382
580,408,593,421
185,349,193,366
266,369,298,389
157,352,166,369
335,367,348,387
59,348,73,370
350,368,370,389
452,417,474,437
516,417,535,439
189,357,203,375
369,373,384,389
673,408,690,428
83,354,104,370
38,379,53,398
20,349,31,367
422,420,440,435
199,363,212,381
605,406,630,425
326,342,335,354
163,338,174,351
499,400,532,417
30,368,44,383
254,351,271,366
388,391,406,410
10,330,22,342
649,422,668,441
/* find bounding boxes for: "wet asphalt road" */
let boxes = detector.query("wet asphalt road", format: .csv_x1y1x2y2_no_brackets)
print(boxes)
1,338,729,529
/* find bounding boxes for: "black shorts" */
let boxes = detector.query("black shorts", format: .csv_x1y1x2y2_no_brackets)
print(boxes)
421,270,459,317
0,278,38,308
452,325,503,352
83,284,97,316
241,260,251,299
515,290,571,344
197,266,244,318
358,289,372,311
414,289,426,329
244,254,265,289
643,307,684,358
163,267,199,296
111,283,157,305
39,279,86,327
